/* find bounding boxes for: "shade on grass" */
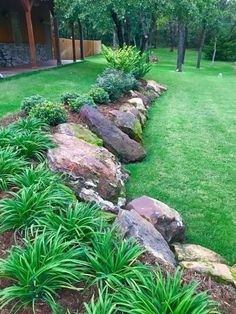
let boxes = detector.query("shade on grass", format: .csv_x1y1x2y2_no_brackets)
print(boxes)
0,49,235,264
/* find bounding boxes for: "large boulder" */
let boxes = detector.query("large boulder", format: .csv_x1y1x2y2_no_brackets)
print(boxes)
56,123,103,146
80,105,146,163
181,261,236,287
126,196,185,243
173,243,227,264
47,133,129,212
115,209,176,266
108,110,143,143
119,104,147,127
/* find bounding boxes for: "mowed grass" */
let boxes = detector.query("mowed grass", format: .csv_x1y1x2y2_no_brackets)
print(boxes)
126,49,236,264
0,49,235,263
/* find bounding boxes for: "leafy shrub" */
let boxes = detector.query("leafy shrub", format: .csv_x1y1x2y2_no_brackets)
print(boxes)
205,38,236,61
0,185,58,232
95,68,138,102
78,227,145,288
0,231,83,312
61,92,80,104
29,101,67,126
102,45,151,79
21,95,47,113
0,147,28,191
84,288,117,314
69,95,96,112
114,267,219,314
36,202,104,244
88,87,110,104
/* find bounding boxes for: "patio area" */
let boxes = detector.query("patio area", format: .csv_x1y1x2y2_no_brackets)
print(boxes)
0,60,76,78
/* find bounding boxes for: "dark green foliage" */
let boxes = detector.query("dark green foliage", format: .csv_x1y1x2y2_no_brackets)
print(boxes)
114,267,219,314
88,87,110,104
21,95,47,113
0,147,28,191
103,45,151,79
84,288,117,314
61,91,80,104
95,68,138,102
78,227,145,288
205,39,236,61
29,101,67,126
0,185,60,232
9,117,49,133
36,202,104,244
69,95,96,112
0,231,83,313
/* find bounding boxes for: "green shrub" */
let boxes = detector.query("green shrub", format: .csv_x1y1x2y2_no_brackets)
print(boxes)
102,45,151,79
21,95,47,113
61,92,80,104
9,117,49,133
29,101,67,126
88,87,110,104
114,267,219,314
78,227,145,288
36,202,104,244
69,95,96,112
205,38,236,61
0,231,83,312
0,147,28,191
95,68,138,102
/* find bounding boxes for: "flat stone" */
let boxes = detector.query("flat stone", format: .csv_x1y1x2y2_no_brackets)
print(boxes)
108,110,143,143
56,123,103,146
115,209,176,266
80,105,146,163
173,244,227,264
126,196,185,243
47,133,128,211
129,90,151,108
146,80,167,93
180,261,236,287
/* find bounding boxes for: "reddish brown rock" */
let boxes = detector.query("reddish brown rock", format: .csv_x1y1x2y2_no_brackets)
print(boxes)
126,196,185,243
47,133,128,212
80,105,146,163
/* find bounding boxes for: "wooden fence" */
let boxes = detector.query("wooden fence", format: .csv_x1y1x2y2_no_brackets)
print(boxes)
59,38,101,60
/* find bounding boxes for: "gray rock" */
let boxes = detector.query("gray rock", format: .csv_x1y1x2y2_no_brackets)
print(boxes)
119,104,147,127
129,90,151,108
80,105,146,163
47,133,128,211
108,110,143,143
115,209,176,266
126,196,185,243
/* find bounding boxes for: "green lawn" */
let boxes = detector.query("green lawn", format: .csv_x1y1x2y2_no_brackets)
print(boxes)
0,49,235,264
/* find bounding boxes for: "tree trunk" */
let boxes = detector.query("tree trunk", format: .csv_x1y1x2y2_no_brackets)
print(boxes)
212,37,217,63
71,23,76,62
176,21,185,72
140,34,148,54
196,25,207,68
169,22,176,52
111,10,124,48
182,26,187,64
78,19,84,60
124,17,130,45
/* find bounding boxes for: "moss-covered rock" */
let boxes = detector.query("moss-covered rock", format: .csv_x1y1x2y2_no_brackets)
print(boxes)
56,123,103,146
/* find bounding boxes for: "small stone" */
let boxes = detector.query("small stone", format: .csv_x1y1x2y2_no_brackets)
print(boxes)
126,196,185,243
128,98,147,115
173,243,227,264
146,80,167,93
119,104,147,127
129,90,151,108
115,209,176,267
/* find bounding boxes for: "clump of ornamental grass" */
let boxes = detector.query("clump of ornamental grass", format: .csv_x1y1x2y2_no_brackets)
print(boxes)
0,231,84,313
78,227,146,288
36,202,104,244
84,288,117,314
0,183,72,232
0,147,28,191
9,117,50,133
114,267,219,314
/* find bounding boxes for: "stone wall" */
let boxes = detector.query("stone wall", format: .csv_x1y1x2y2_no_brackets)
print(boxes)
0,43,52,67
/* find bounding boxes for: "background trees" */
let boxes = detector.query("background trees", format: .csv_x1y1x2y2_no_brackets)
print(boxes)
54,0,236,69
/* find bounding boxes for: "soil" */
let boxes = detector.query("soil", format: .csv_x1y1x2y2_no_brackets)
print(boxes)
0,112,26,128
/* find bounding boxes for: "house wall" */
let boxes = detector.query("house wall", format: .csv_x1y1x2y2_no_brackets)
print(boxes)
0,0,52,66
